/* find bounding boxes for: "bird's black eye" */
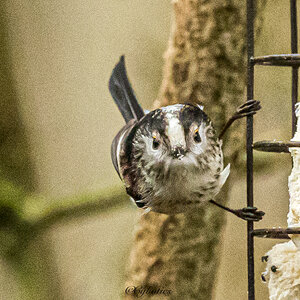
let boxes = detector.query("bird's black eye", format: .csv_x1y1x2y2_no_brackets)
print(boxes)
152,136,160,149
194,129,201,143
271,265,277,273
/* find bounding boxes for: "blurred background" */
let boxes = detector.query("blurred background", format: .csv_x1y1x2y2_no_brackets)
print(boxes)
0,0,298,299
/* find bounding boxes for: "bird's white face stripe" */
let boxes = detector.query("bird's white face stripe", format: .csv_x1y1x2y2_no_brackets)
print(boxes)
165,115,186,149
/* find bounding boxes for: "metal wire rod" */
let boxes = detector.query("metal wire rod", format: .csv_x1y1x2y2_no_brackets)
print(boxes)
246,0,255,299
291,0,298,135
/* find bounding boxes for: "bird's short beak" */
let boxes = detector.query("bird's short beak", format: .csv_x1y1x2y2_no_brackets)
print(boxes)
171,147,186,159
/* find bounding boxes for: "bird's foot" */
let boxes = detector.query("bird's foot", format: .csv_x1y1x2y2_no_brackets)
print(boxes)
233,206,265,222
234,99,261,120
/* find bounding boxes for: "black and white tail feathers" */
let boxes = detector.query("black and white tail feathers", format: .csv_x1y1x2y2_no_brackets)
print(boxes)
109,56,144,123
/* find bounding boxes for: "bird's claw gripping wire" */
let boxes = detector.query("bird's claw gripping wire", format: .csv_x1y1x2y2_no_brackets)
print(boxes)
233,206,265,222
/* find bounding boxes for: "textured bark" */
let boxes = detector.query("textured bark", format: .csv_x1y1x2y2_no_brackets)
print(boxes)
125,1,265,299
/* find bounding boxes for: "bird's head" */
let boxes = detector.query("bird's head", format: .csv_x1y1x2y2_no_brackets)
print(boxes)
131,104,220,174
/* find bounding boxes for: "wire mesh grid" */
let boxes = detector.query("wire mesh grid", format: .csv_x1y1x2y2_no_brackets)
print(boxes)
246,0,300,299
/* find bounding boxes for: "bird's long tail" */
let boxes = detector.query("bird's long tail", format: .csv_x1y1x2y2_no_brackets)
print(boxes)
109,56,144,123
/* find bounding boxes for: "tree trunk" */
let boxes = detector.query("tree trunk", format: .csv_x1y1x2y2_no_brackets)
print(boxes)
125,1,265,299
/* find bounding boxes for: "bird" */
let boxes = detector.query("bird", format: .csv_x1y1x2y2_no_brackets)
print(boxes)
109,55,264,220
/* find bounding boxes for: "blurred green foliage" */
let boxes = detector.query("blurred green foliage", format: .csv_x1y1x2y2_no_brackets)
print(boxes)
0,2,35,192
0,177,26,213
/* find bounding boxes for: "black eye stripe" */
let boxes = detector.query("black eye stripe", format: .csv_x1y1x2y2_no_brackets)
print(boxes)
179,104,209,135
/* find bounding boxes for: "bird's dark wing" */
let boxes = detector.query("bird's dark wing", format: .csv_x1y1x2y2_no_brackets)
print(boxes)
111,120,136,178
111,119,145,207
109,56,144,123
